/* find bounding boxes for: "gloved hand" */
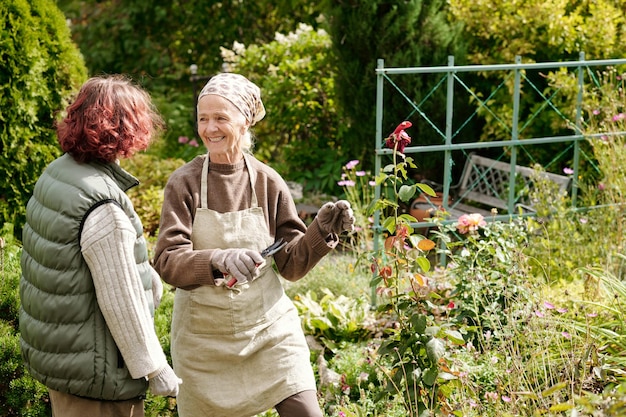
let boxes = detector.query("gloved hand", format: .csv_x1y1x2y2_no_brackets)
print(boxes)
211,248,265,284
316,200,355,235
149,365,182,397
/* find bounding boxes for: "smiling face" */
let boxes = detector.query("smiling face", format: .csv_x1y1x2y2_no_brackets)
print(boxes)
197,94,249,163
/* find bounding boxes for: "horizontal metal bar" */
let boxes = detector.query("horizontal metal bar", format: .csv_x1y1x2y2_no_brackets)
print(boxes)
375,132,626,155
376,58,626,75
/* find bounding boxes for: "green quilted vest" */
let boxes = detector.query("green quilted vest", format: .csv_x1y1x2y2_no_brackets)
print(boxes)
20,153,154,400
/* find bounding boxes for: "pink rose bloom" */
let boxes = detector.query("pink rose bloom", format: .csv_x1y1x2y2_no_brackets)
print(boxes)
456,213,486,234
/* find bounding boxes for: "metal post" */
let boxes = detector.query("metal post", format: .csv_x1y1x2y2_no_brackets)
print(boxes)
571,51,585,206
371,58,385,306
508,56,522,213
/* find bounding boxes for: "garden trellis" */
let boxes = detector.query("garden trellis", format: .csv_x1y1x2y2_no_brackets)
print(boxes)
372,53,626,252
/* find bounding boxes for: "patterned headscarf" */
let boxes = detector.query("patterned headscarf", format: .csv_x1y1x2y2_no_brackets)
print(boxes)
197,73,266,126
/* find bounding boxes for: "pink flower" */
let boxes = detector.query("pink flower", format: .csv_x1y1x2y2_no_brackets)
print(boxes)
189,139,199,147
485,391,499,402
345,160,359,169
338,180,356,187
563,167,574,175
612,113,625,122
356,170,366,177
562,331,571,339
178,136,189,144
385,121,412,153
368,180,376,186
543,301,555,309
598,183,605,191
456,213,486,234
535,310,545,318
592,109,600,115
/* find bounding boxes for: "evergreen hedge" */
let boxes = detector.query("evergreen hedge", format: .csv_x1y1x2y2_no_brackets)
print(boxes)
0,0,87,239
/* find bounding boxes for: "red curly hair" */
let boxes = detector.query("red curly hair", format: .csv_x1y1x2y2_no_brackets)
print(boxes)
56,75,164,163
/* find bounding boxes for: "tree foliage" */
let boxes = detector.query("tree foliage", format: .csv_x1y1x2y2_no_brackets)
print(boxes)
0,0,87,237
321,0,468,176
59,0,325,165
448,0,626,162
221,24,349,193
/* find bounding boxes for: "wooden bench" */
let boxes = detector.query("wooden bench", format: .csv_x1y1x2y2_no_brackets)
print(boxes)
413,153,572,219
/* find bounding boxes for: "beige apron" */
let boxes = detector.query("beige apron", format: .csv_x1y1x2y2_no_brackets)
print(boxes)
171,154,316,417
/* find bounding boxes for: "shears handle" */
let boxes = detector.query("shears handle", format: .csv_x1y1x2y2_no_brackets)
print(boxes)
225,239,287,288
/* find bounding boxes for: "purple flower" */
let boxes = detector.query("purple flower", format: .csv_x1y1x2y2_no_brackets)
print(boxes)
345,160,359,169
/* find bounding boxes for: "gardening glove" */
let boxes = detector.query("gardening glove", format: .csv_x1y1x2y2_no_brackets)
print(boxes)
148,365,182,397
211,248,265,284
316,200,355,235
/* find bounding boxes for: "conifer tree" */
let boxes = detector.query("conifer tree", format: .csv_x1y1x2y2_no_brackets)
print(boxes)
0,0,87,238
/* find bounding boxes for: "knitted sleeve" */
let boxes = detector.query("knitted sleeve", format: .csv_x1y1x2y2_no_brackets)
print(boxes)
80,202,168,379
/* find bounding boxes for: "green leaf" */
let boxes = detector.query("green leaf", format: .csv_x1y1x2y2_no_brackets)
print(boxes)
375,172,389,185
549,403,575,412
426,337,446,362
398,184,417,202
541,381,567,397
411,314,427,334
382,216,396,234
444,329,466,345
416,183,437,196
422,366,438,386
416,256,431,272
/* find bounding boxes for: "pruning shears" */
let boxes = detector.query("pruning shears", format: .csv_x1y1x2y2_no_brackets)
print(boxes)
225,238,288,288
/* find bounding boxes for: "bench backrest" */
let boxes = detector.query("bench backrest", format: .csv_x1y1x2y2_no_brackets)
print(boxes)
457,154,571,210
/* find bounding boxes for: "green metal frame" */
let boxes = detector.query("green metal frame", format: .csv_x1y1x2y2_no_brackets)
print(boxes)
373,53,626,254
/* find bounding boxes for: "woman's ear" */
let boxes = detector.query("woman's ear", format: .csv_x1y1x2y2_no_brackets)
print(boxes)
241,122,250,135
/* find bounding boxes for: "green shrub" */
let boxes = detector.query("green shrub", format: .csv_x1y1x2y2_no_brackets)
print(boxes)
220,23,349,195
0,0,88,239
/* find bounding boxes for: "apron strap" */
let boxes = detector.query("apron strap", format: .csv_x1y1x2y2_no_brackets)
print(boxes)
201,153,259,209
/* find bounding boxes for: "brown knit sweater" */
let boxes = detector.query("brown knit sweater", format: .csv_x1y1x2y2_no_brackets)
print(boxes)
153,154,335,290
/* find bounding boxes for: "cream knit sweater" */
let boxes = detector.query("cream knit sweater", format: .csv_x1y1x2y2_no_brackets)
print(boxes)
80,203,168,380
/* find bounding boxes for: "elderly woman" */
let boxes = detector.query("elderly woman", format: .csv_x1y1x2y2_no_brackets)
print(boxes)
153,73,354,417
20,75,181,417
